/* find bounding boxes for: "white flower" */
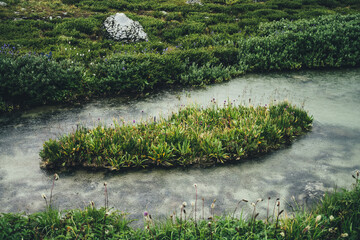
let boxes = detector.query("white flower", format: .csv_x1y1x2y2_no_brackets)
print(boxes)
280,232,285,237
41,194,47,200
316,215,322,222
329,215,334,221
341,233,349,238
182,202,187,207
88,49,91,52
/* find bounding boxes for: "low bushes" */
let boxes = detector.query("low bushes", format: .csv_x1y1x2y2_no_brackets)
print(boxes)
0,49,85,111
1,14,360,113
40,102,313,171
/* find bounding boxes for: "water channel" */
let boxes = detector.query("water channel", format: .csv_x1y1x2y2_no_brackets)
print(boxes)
0,68,359,225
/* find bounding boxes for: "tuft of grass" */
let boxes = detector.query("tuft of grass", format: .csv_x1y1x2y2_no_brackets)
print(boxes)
40,101,313,171
0,174,359,239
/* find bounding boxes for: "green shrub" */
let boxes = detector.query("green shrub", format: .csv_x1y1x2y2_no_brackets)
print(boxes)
89,53,186,93
0,53,84,108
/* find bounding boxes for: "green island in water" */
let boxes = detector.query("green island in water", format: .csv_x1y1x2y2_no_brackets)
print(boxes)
40,102,313,171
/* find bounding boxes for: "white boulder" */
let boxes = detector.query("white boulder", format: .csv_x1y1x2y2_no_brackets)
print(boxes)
103,13,148,42
186,0,202,5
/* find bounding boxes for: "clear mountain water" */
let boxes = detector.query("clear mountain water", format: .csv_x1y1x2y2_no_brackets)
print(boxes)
0,68,359,225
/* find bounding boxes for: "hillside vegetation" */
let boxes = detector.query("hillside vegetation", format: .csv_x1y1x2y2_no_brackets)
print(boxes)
1,0,360,113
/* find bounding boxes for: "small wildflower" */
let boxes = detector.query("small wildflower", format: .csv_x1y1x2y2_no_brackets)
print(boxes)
329,215,334,221
41,194,47,200
341,233,349,238
144,211,148,217
54,173,59,180
104,182,107,187
182,202,187,207
251,202,256,207
316,215,322,222
280,232,285,237
302,225,310,233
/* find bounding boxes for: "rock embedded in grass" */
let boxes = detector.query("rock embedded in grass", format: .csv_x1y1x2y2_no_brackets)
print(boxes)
40,102,313,171
103,13,148,42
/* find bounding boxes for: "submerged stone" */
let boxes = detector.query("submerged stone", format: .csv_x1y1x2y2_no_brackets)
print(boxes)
103,13,148,42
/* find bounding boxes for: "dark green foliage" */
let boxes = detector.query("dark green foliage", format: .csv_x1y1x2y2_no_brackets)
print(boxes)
0,207,132,240
90,53,186,93
1,0,360,114
0,53,84,108
40,102,313,170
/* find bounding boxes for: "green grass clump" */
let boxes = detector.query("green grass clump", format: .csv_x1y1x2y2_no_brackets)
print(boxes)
40,101,312,171
1,174,359,239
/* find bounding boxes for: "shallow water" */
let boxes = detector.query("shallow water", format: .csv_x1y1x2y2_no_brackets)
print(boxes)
0,68,359,225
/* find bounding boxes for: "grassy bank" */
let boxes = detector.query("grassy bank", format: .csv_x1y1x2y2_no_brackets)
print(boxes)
40,101,312,171
0,173,359,239
1,0,360,113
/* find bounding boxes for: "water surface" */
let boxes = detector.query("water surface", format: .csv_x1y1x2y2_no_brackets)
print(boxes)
0,68,359,224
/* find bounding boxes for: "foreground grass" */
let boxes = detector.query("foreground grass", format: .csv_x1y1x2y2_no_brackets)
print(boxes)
40,101,312,171
1,174,359,239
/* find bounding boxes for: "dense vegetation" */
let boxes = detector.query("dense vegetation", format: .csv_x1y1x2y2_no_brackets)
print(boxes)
40,102,312,170
1,0,360,113
1,173,359,239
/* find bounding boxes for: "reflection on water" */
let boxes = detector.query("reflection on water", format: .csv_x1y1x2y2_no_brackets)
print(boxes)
0,68,359,225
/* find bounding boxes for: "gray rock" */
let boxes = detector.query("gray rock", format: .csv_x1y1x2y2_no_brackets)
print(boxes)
186,0,202,5
103,13,148,42
0,2,7,7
